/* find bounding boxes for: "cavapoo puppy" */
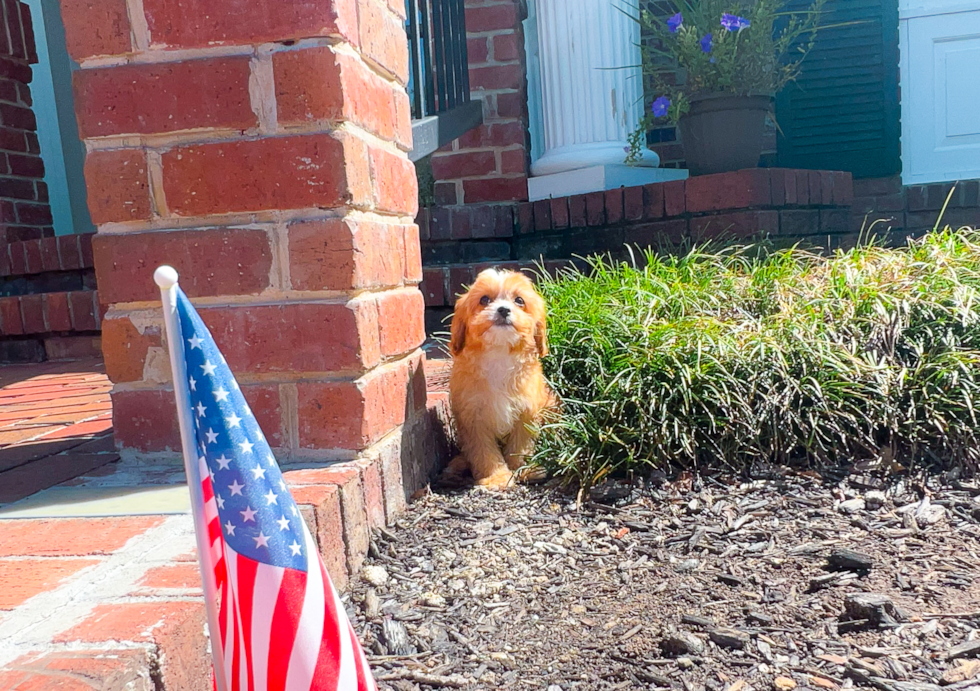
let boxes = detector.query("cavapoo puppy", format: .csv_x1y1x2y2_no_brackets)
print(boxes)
445,269,555,489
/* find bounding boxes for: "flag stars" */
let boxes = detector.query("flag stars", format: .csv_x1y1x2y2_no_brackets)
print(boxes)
177,297,319,574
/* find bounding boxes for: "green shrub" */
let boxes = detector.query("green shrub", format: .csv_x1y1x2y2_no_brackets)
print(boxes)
533,229,980,491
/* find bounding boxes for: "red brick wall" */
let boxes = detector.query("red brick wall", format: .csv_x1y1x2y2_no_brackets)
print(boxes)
61,0,429,471
0,0,53,243
429,0,531,206
853,176,980,235
418,169,857,335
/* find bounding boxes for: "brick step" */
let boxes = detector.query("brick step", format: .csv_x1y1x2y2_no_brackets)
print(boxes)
0,290,101,337
0,290,103,362
0,233,100,362
1,234,94,278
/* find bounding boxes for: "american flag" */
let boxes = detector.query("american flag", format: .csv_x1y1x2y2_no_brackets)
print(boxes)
173,288,378,691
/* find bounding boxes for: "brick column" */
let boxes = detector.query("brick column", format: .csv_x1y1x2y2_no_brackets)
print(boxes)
1,0,53,243
61,0,427,478
430,0,531,205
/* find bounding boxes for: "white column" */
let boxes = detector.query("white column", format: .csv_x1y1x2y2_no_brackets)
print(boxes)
529,0,659,177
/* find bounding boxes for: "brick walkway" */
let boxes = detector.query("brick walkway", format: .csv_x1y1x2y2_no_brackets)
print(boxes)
0,359,115,506
0,359,210,689
0,356,452,689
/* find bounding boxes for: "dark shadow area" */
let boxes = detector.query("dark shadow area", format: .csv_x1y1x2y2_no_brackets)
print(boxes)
0,433,117,505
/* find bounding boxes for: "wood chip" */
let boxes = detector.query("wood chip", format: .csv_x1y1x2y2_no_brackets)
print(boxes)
948,640,980,661
828,548,874,571
942,661,980,685
710,628,750,650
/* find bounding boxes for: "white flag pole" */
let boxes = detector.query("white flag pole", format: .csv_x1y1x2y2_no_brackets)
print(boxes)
154,265,229,691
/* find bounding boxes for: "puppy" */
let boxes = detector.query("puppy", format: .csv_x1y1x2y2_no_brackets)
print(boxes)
446,269,555,489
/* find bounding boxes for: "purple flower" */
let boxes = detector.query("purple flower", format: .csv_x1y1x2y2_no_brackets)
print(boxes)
721,13,751,31
652,96,671,118
667,12,683,33
700,33,713,53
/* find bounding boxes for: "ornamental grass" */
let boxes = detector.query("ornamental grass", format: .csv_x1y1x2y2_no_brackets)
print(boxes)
533,227,980,493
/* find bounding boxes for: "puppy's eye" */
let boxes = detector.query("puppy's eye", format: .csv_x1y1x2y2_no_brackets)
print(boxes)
514,296,526,307
479,296,490,307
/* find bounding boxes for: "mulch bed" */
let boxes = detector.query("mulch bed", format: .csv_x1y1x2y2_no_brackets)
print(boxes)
348,469,980,691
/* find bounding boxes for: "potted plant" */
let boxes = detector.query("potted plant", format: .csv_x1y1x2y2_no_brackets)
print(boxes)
627,0,826,176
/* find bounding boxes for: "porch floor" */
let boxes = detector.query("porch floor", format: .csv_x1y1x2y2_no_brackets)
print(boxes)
0,355,454,689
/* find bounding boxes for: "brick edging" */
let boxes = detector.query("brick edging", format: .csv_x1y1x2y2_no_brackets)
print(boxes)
286,390,452,590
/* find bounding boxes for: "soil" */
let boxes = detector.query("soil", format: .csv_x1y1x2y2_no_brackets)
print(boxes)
348,469,980,691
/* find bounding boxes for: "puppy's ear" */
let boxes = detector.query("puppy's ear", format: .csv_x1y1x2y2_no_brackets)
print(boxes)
450,295,468,356
534,317,548,357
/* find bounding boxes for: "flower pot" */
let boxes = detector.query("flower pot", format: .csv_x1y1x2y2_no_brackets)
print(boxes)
677,94,772,176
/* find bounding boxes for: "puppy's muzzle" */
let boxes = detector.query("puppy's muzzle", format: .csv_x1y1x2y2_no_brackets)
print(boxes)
493,305,513,326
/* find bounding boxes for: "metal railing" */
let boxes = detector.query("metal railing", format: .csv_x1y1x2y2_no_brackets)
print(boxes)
406,0,484,160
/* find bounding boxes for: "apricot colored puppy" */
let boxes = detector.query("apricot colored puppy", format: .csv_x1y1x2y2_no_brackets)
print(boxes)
447,269,555,489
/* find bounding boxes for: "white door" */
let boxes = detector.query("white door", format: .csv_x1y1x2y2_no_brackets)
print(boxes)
900,1,980,184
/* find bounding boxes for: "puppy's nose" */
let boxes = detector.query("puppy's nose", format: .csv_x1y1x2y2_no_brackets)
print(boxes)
497,306,511,318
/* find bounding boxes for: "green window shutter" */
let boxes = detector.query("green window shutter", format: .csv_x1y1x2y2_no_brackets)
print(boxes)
775,0,901,179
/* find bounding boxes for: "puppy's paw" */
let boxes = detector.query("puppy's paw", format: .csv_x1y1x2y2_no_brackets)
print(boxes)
446,454,470,475
514,465,548,484
435,469,471,489
435,454,472,489
474,468,514,491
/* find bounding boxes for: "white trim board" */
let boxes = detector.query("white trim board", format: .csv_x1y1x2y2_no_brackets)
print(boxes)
901,1,980,19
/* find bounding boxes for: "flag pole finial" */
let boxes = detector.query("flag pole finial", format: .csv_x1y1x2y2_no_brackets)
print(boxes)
154,265,179,290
